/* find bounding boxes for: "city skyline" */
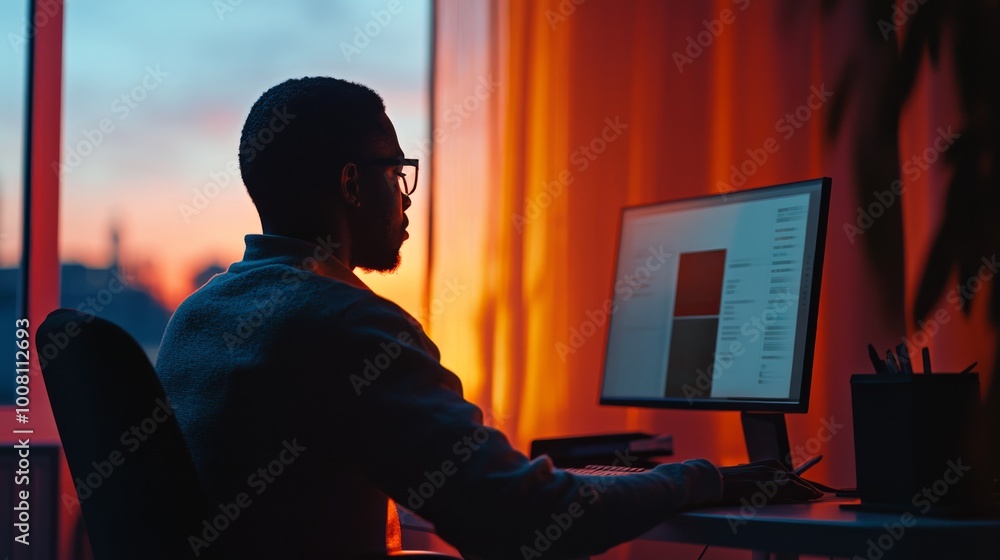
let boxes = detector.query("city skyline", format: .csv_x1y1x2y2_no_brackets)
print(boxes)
1,0,432,314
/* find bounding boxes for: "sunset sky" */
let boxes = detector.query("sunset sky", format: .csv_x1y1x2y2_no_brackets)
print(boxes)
0,0,431,312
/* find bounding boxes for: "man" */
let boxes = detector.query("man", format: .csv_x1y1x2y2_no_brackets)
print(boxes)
156,77,820,559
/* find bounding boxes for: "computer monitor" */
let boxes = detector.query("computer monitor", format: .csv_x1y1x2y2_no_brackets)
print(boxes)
599,178,831,463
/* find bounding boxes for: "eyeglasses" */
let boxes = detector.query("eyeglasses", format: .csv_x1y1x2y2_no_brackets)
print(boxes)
359,157,419,196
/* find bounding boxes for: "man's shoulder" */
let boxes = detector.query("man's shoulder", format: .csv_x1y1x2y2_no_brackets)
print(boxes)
172,261,426,335
162,265,364,350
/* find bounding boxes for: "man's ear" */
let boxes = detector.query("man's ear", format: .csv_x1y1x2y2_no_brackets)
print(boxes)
340,163,361,207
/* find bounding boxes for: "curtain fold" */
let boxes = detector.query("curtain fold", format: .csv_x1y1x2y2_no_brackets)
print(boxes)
430,1,995,555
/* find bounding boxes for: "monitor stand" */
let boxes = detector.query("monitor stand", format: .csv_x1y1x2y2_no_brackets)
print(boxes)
741,411,792,470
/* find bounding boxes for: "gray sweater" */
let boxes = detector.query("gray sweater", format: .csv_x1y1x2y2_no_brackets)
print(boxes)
155,233,723,559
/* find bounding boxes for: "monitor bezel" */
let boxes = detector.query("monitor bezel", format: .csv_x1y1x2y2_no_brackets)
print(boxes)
597,177,831,413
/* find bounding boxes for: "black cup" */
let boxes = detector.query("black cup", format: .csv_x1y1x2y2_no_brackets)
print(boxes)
850,373,980,513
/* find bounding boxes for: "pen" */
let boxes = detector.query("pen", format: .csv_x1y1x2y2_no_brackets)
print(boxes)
959,361,977,375
886,350,900,375
896,343,912,375
868,344,888,374
794,454,823,476
921,347,932,375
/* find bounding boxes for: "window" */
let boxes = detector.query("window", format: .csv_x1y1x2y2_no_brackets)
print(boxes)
0,0,29,403
57,1,432,363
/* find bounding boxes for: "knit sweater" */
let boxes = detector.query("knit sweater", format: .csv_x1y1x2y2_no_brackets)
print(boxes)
155,233,723,559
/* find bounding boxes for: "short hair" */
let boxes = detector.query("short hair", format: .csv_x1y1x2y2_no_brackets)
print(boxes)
239,77,386,212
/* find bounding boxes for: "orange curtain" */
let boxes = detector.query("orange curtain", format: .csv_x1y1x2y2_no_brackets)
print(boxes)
430,1,995,555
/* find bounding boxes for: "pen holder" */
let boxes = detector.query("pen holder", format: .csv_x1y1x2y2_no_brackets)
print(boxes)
850,373,980,511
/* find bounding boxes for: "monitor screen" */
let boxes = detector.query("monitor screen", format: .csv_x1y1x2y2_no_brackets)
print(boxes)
599,178,830,412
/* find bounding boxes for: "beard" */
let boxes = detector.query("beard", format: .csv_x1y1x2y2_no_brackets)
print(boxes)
354,219,404,273
357,250,401,274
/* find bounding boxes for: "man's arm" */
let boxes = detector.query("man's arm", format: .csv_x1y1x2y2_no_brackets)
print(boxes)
333,297,722,559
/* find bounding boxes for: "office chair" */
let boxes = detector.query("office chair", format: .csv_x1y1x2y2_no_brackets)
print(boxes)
39,308,222,559
39,308,462,560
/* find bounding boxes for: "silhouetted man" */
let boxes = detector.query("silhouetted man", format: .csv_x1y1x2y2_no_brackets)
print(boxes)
156,77,820,560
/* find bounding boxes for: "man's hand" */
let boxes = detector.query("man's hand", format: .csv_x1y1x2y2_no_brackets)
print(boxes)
718,459,823,505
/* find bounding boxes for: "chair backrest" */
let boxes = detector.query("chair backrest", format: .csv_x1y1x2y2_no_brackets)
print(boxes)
39,308,217,559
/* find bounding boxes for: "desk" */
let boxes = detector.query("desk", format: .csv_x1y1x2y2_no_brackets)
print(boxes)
400,499,1000,559
644,498,1000,559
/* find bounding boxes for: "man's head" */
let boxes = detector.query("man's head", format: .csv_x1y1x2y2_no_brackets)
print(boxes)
239,77,412,272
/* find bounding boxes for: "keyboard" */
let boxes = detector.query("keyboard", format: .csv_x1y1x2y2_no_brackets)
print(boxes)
565,464,649,476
